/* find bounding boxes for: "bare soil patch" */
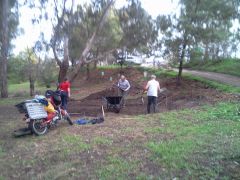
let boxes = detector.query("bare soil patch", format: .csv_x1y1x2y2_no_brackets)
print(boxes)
68,68,234,116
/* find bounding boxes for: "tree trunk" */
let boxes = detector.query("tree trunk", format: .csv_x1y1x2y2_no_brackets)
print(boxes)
94,61,97,69
120,47,124,72
0,0,9,98
177,38,187,86
211,44,216,60
29,76,35,97
94,49,99,69
86,64,90,80
216,45,220,60
204,43,209,60
57,37,69,82
58,63,69,82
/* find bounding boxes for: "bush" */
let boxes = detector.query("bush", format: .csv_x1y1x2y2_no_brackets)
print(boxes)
38,59,58,87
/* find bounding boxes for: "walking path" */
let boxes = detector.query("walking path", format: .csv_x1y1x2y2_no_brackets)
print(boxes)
176,69,240,87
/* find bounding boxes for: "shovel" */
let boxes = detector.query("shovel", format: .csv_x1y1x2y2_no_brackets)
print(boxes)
141,91,146,105
141,95,144,105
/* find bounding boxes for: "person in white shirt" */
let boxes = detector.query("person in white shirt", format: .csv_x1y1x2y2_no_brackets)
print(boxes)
117,75,131,106
145,75,161,113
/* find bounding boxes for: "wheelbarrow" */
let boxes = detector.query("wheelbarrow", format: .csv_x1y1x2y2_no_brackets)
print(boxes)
102,96,123,113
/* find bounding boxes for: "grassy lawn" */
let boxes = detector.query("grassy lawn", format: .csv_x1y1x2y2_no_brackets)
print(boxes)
8,82,48,95
0,101,239,179
183,59,240,77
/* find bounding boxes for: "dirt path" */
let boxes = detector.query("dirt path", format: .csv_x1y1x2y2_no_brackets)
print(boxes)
174,69,240,87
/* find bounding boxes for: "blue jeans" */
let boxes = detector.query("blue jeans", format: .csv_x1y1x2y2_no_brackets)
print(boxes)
61,91,68,110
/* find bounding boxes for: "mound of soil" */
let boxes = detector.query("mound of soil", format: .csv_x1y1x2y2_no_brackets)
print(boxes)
68,70,234,116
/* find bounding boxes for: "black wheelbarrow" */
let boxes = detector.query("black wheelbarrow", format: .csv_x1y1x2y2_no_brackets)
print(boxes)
102,96,123,113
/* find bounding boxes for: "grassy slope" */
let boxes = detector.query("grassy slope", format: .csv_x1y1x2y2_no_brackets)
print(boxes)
137,67,240,93
183,59,240,77
0,101,239,179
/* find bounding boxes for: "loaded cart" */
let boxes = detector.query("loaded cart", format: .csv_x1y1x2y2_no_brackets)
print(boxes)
102,96,123,113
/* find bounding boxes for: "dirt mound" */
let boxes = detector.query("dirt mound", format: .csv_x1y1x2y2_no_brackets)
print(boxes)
69,78,144,116
68,74,234,116
71,67,144,88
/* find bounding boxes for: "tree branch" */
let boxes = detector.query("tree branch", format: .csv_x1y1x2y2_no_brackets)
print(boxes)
51,0,68,66
70,0,115,80
85,49,115,64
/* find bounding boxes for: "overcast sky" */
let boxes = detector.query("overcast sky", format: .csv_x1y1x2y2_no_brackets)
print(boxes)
13,0,179,55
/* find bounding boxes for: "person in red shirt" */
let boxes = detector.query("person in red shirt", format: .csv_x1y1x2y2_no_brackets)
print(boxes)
59,77,71,110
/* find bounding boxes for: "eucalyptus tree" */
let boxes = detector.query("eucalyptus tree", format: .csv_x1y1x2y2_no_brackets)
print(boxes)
157,0,240,85
24,0,115,82
49,0,115,82
117,0,158,55
20,48,40,96
69,2,122,68
0,0,19,98
190,0,240,60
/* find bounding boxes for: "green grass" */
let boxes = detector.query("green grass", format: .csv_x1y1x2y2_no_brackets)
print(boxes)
93,137,113,145
138,67,240,93
0,97,27,105
8,82,47,94
184,59,240,77
142,102,240,178
185,75,240,93
98,64,126,70
8,82,29,93
0,146,5,158
97,156,137,180
61,134,91,155
0,82,49,105
147,140,196,169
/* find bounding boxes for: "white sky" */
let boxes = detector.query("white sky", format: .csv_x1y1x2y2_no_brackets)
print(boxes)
13,0,179,55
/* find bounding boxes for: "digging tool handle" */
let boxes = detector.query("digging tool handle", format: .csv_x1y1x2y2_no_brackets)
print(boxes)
112,83,125,91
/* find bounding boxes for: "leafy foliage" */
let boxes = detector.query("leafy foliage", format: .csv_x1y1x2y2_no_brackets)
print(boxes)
156,0,240,64
38,58,58,88
118,0,158,54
